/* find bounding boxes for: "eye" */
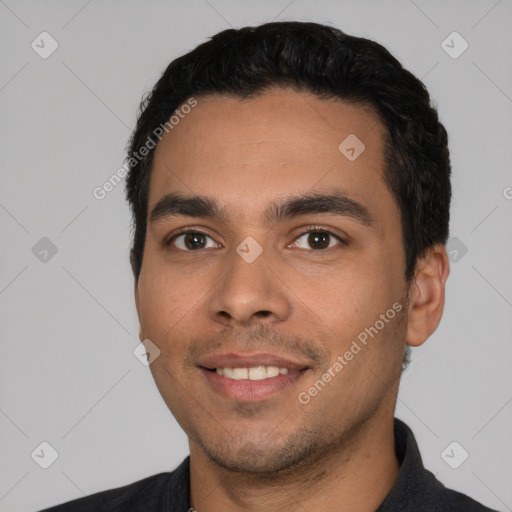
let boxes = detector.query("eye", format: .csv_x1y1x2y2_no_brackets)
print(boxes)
167,230,219,251
166,227,345,252
290,229,345,251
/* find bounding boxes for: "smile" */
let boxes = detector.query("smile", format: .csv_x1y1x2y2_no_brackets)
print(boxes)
201,367,307,402
215,366,289,380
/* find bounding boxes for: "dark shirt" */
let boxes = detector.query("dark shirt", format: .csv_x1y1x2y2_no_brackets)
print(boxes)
39,419,498,511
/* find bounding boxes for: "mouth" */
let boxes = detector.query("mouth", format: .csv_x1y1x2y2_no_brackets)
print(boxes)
198,353,310,402
213,365,291,379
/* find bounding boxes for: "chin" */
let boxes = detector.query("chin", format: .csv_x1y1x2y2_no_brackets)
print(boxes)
195,429,323,475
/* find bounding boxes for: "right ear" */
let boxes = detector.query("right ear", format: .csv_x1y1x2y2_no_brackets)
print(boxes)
134,275,144,342
405,244,450,347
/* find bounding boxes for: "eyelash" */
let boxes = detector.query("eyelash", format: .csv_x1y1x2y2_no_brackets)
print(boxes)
165,226,347,251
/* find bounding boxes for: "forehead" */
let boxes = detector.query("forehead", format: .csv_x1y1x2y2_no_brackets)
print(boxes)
148,88,392,225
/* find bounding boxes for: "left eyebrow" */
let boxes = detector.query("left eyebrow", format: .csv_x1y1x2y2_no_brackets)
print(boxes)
264,191,374,228
149,190,374,228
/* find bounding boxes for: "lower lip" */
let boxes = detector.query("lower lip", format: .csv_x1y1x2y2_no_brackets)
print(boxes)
200,368,306,402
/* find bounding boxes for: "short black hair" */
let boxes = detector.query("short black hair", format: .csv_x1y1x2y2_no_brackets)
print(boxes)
125,21,451,282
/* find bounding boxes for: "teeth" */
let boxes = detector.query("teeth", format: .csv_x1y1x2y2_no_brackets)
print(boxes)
222,368,234,378
266,366,280,378
215,366,290,380
248,366,267,380
233,368,248,380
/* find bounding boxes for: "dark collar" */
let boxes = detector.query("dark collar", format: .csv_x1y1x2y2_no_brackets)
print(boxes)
165,418,494,512
376,418,445,510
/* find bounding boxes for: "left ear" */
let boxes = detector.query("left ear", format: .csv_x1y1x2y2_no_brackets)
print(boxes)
406,243,450,347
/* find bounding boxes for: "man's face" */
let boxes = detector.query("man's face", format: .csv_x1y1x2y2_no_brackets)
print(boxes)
135,89,409,473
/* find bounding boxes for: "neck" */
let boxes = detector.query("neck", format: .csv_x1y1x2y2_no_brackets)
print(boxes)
189,409,400,512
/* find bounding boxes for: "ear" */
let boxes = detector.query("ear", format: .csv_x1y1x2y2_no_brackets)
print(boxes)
134,278,144,342
406,243,450,347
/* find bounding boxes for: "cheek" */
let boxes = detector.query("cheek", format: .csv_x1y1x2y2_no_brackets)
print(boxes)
302,269,405,368
305,264,396,326
137,261,200,341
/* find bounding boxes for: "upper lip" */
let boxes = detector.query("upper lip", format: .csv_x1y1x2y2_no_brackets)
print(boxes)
198,352,310,371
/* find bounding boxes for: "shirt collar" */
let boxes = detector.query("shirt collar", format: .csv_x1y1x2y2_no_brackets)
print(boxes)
376,418,446,511
164,418,443,511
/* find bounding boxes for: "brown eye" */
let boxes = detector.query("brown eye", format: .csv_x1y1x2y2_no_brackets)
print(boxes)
307,232,331,249
168,231,218,251
291,230,344,250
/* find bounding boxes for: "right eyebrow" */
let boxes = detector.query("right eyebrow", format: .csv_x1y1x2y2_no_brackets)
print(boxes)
149,194,227,223
149,191,374,229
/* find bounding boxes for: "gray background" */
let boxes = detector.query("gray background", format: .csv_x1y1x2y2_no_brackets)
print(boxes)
1,1,511,511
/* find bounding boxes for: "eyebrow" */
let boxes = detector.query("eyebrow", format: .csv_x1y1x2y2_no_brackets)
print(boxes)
149,191,374,228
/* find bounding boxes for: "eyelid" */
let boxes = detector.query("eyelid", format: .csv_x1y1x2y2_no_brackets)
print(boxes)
165,226,220,247
290,224,348,248
165,224,347,251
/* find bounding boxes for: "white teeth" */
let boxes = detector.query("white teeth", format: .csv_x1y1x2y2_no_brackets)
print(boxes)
248,366,267,380
215,366,291,380
266,366,280,378
222,368,234,378
233,368,248,380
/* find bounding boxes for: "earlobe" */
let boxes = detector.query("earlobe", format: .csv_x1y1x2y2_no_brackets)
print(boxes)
134,280,144,342
405,244,450,347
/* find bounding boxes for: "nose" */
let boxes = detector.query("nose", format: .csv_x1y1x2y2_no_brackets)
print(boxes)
206,246,292,327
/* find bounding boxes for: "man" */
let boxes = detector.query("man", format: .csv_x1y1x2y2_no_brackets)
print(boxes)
41,21,497,512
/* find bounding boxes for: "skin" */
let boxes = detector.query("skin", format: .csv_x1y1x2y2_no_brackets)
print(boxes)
134,88,450,512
